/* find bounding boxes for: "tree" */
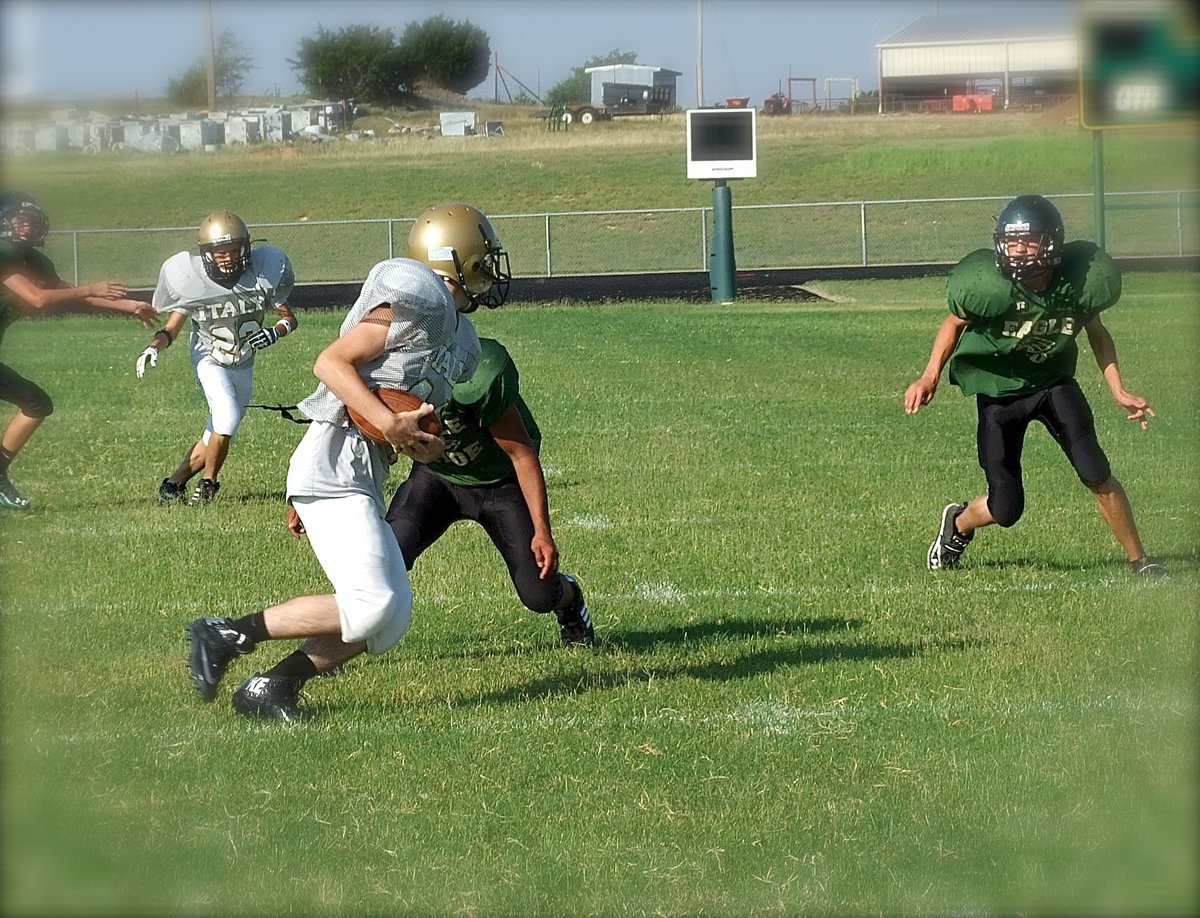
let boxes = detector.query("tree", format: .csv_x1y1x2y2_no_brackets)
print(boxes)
546,50,639,107
289,24,413,103
395,15,490,95
166,29,254,108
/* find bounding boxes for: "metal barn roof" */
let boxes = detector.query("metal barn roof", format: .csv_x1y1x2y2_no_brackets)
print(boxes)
878,12,1076,47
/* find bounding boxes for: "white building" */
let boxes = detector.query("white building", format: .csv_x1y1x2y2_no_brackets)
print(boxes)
876,12,1078,113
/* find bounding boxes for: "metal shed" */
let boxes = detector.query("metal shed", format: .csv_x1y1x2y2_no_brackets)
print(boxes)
876,12,1078,113
584,64,682,109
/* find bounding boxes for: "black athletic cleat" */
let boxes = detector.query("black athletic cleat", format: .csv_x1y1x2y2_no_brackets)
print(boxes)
0,472,31,510
191,478,220,505
158,478,186,504
187,617,255,701
232,674,307,721
928,502,972,570
555,574,595,646
1129,556,1170,579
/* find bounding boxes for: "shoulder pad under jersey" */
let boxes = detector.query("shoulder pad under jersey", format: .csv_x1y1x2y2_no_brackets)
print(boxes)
1056,240,1121,312
250,245,294,292
155,251,210,309
947,248,1012,320
453,337,514,406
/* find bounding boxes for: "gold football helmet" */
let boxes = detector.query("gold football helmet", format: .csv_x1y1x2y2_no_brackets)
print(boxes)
197,211,252,285
408,203,510,311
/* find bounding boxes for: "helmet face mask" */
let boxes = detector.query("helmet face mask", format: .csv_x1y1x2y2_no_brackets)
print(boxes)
0,192,50,248
993,194,1064,282
408,203,511,312
197,211,252,286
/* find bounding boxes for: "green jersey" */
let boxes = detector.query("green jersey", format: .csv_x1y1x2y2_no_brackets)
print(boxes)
0,239,60,349
946,241,1121,398
426,337,541,486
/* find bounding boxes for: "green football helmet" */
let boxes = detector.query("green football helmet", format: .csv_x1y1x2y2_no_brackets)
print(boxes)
408,203,510,312
0,191,50,248
993,194,1064,281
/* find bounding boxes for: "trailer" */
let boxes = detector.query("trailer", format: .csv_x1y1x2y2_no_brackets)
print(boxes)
558,82,677,123
552,64,682,124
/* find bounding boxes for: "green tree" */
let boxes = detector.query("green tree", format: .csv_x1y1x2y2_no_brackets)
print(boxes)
395,15,490,95
165,28,254,108
546,49,638,106
289,24,413,103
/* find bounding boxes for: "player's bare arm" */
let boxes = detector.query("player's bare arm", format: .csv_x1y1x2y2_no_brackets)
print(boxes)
904,313,970,414
489,404,559,579
1084,316,1156,429
314,310,445,462
286,503,306,538
3,272,155,327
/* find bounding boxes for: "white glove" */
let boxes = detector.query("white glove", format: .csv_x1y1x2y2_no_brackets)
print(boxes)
136,346,158,378
248,326,279,350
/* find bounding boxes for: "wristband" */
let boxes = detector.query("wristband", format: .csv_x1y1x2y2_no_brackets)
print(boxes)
152,328,174,346
277,317,296,335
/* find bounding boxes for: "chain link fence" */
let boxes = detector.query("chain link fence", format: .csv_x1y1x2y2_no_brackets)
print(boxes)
47,191,1198,288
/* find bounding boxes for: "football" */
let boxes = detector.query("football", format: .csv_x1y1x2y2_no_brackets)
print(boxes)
348,388,441,446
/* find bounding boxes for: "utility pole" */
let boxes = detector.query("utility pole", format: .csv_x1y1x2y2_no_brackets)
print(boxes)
205,0,217,110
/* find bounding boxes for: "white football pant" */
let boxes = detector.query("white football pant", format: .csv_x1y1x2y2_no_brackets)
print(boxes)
193,354,254,440
290,493,414,654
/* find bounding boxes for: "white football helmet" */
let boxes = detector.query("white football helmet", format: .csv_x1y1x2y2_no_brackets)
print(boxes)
408,203,510,311
197,210,252,286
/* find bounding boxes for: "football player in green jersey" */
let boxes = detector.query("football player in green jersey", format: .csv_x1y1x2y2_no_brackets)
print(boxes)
0,191,157,510
904,194,1167,578
381,336,593,647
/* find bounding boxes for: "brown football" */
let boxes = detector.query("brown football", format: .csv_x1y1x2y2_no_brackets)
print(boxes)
347,388,442,445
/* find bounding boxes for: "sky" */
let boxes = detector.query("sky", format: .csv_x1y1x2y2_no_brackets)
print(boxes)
3,0,1073,108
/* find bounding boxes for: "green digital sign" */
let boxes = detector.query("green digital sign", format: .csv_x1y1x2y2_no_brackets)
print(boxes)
1079,2,1200,129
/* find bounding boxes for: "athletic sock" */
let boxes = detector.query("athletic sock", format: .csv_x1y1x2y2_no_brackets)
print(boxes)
0,448,14,475
264,650,319,682
232,610,270,645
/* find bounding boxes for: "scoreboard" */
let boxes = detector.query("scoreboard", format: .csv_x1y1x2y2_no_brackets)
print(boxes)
1079,0,1199,129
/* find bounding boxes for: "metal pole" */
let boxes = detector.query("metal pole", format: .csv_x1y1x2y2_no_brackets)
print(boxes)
709,181,735,303
545,215,553,276
860,203,868,266
1093,130,1105,249
205,0,216,110
696,0,704,108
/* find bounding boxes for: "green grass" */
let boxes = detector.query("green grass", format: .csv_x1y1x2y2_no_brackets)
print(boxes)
2,273,1196,916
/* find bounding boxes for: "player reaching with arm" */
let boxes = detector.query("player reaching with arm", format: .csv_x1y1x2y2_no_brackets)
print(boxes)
381,335,594,646
0,191,156,511
183,203,509,721
904,194,1166,578
135,211,297,505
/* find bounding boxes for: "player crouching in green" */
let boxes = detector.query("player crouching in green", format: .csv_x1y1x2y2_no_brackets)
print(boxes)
383,335,593,648
904,194,1167,578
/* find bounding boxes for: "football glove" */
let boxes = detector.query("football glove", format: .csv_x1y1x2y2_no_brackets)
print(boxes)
136,346,159,378
248,326,280,350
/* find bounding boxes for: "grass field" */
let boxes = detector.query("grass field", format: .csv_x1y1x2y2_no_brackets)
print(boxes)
1,270,1196,916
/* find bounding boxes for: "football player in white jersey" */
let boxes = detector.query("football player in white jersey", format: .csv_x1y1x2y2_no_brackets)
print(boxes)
185,203,509,721
135,211,297,504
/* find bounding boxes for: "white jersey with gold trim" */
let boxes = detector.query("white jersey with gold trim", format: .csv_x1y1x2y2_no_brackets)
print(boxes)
153,246,294,367
298,258,480,425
